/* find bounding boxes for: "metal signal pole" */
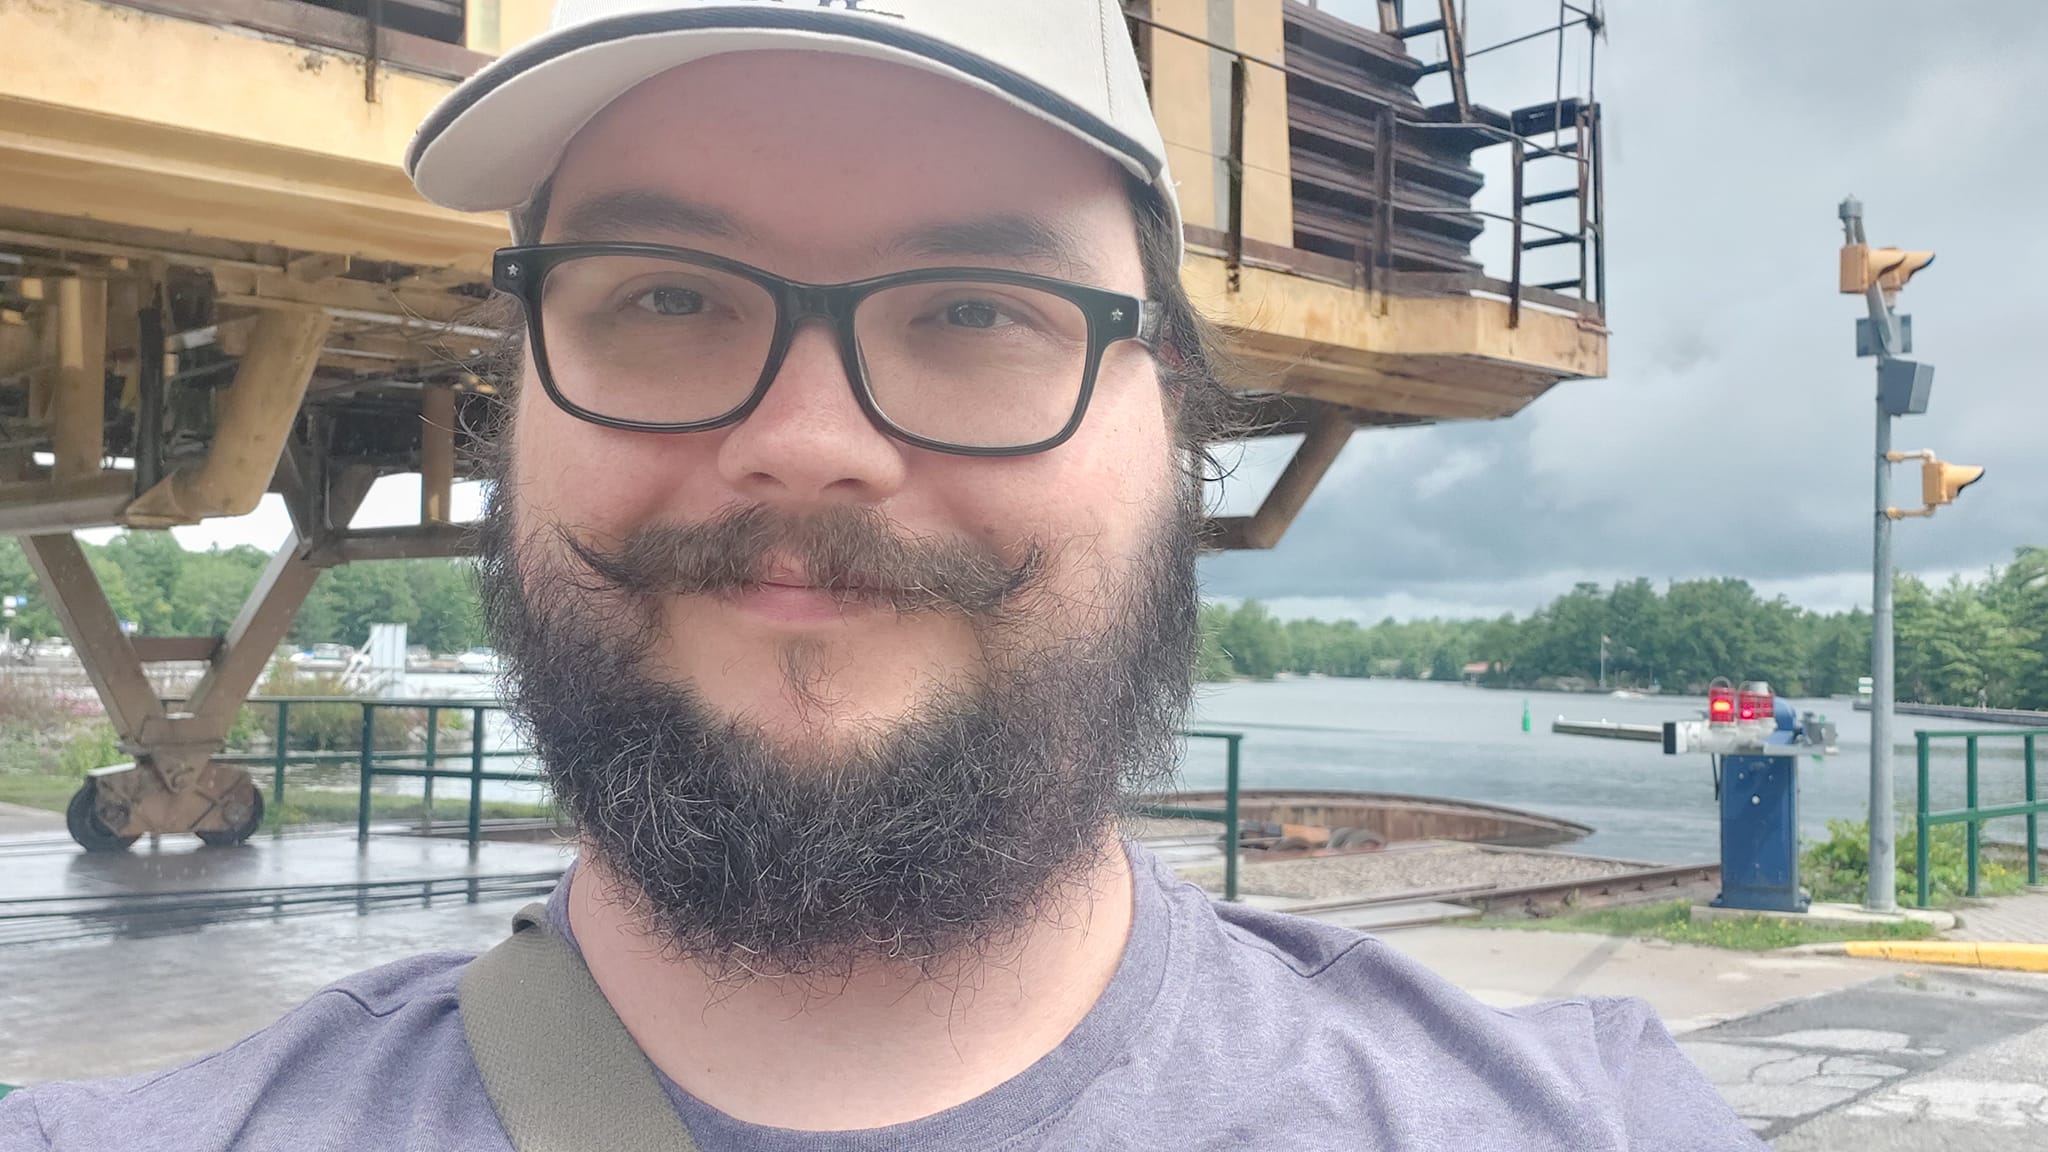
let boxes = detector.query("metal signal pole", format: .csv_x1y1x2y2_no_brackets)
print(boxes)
1841,196,1898,912
1869,339,1897,913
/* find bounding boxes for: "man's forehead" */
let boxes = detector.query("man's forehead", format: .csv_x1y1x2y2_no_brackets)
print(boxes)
535,51,1133,273
546,187,1108,281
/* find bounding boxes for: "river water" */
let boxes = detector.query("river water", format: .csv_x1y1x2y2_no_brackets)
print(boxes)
391,673,2035,866
1187,678,2033,864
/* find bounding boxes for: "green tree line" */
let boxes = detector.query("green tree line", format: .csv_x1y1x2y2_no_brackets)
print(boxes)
1202,546,2048,708
6,536,2043,708
0,532,486,655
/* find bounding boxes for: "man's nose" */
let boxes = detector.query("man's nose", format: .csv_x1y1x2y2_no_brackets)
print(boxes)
713,321,908,508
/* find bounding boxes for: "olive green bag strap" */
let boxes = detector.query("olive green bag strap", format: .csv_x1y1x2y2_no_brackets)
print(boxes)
460,903,702,1151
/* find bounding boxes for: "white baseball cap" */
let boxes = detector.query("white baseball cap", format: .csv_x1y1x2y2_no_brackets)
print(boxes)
406,0,1181,254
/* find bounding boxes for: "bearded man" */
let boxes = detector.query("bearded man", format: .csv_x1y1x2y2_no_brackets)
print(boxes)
1,2,1758,1148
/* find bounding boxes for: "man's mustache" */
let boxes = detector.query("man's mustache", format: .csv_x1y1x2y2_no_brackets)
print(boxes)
562,504,1042,615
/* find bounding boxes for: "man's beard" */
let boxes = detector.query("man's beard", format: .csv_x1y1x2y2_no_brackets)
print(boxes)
476,466,1202,981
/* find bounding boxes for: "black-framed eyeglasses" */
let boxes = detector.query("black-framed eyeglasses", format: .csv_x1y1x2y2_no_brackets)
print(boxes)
492,244,1160,457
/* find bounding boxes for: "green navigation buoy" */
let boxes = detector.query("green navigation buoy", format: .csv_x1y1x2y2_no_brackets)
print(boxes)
1521,699,1531,733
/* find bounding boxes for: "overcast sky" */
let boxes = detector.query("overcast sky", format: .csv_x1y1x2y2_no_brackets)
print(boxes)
138,1,2048,624
1202,0,2048,621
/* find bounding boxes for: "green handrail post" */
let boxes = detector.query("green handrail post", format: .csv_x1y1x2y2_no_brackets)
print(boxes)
422,707,438,833
1966,735,1980,898
2028,735,2040,887
1916,731,1931,910
1223,732,1241,903
468,706,485,848
356,703,376,844
271,699,289,834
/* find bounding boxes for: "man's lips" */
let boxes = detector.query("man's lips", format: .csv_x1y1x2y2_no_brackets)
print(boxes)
722,578,892,625
756,561,888,598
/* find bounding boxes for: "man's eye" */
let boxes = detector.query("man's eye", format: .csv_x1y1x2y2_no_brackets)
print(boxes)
945,301,1006,329
633,287,706,316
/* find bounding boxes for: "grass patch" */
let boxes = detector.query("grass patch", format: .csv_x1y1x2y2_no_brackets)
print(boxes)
1466,899,1939,951
0,771,84,814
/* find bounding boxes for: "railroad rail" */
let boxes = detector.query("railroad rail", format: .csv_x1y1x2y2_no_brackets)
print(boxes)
1292,860,1723,926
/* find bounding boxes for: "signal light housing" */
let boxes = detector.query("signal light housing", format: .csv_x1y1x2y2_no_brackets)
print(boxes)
1708,679,1736,725
1922,458,1985,508
1737,681,1775,725
1840,244,1936,296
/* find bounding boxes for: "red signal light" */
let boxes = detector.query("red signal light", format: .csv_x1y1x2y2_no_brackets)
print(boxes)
1737,681,1774,725
1708,679,1736,725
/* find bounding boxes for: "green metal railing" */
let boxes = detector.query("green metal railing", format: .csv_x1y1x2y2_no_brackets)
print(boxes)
1133,730,1244,901
216,695,540,848
224,696,1250,876
1914,728,2048,908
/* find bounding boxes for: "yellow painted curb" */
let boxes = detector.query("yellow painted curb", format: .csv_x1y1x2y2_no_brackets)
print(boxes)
1841,940,2048,973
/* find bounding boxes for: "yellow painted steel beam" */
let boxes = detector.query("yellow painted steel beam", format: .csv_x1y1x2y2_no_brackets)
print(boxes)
124,308,333,526
0,0,1606,481
1208,403,1354,550
51,277,108,481
420,384,456,524
1186,254,1608,379
211,266,489,325
0,1,501,271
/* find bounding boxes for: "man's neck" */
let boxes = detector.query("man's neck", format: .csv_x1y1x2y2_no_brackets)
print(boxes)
567,837,1136,1132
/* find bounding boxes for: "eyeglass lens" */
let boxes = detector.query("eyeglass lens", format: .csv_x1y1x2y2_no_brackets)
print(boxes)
538,254,1092,450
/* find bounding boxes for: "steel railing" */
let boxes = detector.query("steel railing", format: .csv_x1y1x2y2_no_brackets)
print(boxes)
1913,728,2048,907
1125,0,1605,325
1132,730,1246,901
216,695,540,847
222,697,1251,887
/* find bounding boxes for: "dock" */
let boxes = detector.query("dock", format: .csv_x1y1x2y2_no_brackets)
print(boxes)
1852,700,2048,726
1551,718,1665,742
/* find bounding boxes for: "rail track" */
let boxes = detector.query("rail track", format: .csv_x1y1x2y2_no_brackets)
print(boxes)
1292,861,1723,927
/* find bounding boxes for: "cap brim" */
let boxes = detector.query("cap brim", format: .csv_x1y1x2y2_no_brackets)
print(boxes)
408,8,1167,218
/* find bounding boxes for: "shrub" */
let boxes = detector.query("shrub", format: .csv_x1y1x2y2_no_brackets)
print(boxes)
240,668,463,753
1803,818,2028,907
56,724,123,777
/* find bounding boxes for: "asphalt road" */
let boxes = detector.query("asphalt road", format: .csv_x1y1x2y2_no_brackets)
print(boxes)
1681,967,2048,1147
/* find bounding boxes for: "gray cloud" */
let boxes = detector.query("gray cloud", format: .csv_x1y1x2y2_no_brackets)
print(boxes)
1202,0,2048,619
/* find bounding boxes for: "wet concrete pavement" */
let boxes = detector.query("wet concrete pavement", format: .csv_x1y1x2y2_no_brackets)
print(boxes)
0,830,572,1083
6,828,571,903
0,893,527,1083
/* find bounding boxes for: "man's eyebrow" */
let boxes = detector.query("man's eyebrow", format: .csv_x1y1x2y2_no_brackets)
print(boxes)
890,215,1099,278
551,191,753,244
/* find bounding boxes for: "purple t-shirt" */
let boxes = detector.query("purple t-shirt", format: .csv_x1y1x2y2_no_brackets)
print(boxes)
1,846,1760,1150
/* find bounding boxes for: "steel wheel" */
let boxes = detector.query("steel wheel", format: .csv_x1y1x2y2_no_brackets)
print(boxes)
66,780,139,853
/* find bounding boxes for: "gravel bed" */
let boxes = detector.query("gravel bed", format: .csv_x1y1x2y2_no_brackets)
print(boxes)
1177,843,1646,902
